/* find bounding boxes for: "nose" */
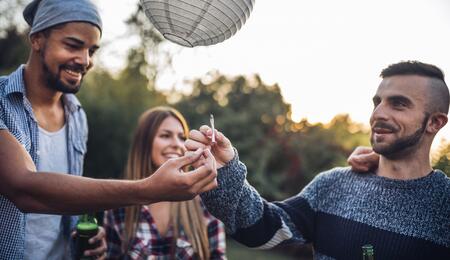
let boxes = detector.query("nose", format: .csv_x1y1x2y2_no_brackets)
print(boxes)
370,102,389,123
74,49,91,69
171,136,185,149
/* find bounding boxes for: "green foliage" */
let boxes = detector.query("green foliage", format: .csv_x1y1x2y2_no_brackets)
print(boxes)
124,5,171,81
78,61,166,179
0,28,29,75
175,74,288,198
432,140,450,175
76,4,169,179
0,0,29,75
175,73,370,199
0,0,28,35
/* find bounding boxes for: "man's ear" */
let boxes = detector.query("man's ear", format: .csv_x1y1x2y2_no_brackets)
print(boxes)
29,32,45,52
427,113,448,134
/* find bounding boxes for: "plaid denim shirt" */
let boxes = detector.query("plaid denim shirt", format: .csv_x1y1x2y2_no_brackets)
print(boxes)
104,200,227,260
0,65,88,260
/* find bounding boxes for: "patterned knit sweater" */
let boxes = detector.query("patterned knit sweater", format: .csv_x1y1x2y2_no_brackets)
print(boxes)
200,154,450,260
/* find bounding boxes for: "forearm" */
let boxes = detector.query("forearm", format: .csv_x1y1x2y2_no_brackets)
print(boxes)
1,130,215,214
0,130,154,214
9,170,150,214
201,153,307,249
201,153,264,233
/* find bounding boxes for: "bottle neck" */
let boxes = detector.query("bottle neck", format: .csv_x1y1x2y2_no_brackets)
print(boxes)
77,214,98,231
362,244,374,260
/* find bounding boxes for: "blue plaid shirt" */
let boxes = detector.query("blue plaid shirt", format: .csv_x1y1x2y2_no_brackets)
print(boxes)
0,65,88,260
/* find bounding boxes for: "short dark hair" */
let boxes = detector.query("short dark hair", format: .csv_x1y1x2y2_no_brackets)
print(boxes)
380,60,445,80
380,61,449,114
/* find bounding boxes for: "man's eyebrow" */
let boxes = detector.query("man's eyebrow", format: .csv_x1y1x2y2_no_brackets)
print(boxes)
64,37,85,45
64,37,100,50
388,95,411,104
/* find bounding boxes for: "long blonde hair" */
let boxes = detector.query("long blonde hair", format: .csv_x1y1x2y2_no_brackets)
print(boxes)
123,106,210,259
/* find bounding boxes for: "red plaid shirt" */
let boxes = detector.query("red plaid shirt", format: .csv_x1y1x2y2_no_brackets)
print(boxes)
104,201,226,260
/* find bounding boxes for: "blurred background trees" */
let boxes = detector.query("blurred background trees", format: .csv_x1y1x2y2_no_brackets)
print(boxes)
1,1,448,259
432,140,450,176
0,0,29,75
174,73,371,199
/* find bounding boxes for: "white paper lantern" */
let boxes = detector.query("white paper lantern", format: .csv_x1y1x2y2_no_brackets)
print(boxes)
139,0,255,47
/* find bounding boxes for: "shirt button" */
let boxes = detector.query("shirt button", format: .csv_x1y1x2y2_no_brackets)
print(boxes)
36,150,40,156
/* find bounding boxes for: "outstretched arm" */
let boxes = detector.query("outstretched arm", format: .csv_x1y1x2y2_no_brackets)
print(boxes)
0,130,217,214
186,126,310,249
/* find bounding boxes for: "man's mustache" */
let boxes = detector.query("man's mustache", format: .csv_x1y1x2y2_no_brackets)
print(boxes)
60,64,86,74
372,121,398,132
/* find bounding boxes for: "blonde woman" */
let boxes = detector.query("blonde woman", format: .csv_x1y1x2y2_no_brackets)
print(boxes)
104,107,226,259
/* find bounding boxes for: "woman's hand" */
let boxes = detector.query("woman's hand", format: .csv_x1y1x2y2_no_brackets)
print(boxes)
185,125,235,168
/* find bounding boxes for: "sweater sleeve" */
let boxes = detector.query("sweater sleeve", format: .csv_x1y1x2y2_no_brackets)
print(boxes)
200,152,321,249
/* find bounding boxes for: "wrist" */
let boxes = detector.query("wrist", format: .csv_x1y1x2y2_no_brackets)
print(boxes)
218,147,238,169
134,178,156,205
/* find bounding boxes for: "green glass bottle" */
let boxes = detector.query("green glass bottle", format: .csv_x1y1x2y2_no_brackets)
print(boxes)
362,244,375,260
75,214,99,260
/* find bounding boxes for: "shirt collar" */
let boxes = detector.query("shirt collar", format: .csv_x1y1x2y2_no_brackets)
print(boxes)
4,65,27,96
63,94,82,113
5,65,82,112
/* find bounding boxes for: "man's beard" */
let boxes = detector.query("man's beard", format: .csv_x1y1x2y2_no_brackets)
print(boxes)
40,47,84,94
371,115,429,159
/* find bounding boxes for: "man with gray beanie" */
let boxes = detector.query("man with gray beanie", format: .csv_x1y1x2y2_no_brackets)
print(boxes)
0,0,218,259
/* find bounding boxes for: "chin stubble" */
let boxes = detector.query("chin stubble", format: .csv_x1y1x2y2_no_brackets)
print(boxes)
371,115,429,158
40,46,83,94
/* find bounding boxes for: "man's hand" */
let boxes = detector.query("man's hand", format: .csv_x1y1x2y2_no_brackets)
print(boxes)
347,146,380,172
185,125,234,168
84,226,107,259
72,227,107,259
143,148,218,202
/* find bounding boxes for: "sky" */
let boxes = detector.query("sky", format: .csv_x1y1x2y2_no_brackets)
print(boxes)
96,0,450,152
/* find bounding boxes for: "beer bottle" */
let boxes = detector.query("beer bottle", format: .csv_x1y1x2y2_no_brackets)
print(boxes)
362,244,375,260
75,213,99,260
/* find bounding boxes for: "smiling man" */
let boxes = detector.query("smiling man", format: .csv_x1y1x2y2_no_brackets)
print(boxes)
0,0,217,259
19,2,105,259
186,61,450,259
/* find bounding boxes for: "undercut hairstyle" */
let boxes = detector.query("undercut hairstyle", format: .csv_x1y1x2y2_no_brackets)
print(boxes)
380,61,449,114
